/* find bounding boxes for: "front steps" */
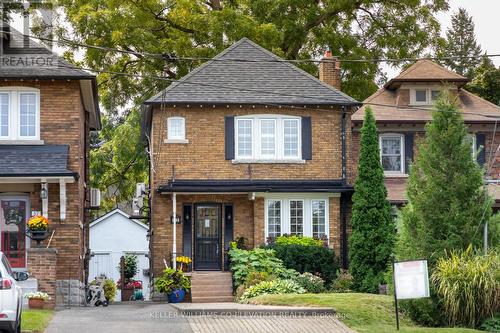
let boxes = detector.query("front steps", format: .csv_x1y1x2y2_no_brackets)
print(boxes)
190,272,234,303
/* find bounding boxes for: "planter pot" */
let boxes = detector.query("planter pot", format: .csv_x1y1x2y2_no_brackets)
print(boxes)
27,230,50,246
28,298,45,309
167,289,186,303
121,288,135,302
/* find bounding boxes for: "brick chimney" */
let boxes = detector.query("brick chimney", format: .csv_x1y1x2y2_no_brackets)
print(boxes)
319,50,341,90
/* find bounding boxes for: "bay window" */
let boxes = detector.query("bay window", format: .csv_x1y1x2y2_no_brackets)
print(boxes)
265,197,329,241
0,88,40,141
235,115,301,161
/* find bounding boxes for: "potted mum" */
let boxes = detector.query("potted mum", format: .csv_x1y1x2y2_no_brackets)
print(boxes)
175,256,192,272
154,268,190,303
25,292,50,309
26,215,50,246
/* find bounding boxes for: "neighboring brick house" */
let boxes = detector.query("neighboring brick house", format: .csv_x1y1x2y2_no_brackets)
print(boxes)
351,60,500,207
142,38,360,287
0,26,100,307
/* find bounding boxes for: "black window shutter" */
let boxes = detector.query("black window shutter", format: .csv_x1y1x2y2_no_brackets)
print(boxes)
224,116,235,160
182,204,192,258
476,133,486,166
302,117,312,160
404,133,414,174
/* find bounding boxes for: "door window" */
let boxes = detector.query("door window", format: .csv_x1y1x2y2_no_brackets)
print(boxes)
0,199,27,268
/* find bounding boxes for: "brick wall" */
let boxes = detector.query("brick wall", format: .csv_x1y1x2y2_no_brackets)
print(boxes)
27,248,57,308
0,80,89,283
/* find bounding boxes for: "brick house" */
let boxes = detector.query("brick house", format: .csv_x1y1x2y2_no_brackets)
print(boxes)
0,26,100,307
142,38,360,299
351,60,500,207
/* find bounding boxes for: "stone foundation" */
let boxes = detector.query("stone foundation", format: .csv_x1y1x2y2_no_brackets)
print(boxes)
56,280,86,307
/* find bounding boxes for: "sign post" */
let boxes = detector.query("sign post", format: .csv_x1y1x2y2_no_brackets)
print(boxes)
393,259,430,330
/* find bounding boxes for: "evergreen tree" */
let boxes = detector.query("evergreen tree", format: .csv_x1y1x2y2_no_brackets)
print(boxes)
439,8,482,78
397,94,491,264
349,107,395,293
468,57,500,106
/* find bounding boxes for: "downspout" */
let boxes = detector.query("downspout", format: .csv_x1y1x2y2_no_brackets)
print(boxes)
340,106,348,269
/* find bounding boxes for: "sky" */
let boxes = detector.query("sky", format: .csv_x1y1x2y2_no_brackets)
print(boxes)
8,0,500,81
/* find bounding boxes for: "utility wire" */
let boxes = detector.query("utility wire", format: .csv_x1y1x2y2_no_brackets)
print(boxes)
5,31,500,64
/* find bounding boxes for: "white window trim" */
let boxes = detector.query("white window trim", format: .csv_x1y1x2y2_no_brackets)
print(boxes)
289,199,305,236
0,87,40,142
0,92,10,139
410,88,442,106
264,196,329,242
379,133,405,175
165,117,188,143
234,114,302,162
259,118,277,158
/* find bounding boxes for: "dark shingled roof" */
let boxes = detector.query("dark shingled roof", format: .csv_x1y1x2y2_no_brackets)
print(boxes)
145,38,359,106
0,26,94,79
0,145,76,177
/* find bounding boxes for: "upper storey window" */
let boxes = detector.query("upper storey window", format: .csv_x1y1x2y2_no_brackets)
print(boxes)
379,134,404,173
0,88,40,141
411,88,442,105
235,115,301,161
165,117,188,143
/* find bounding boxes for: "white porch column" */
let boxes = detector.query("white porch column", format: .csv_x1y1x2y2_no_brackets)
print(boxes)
59,179,66,221
172,192,177,267
41,179,48,218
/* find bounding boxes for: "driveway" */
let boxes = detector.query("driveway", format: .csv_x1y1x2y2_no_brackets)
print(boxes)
45,302,353,333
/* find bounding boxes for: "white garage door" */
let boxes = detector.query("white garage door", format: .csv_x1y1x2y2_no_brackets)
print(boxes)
89,252,112,281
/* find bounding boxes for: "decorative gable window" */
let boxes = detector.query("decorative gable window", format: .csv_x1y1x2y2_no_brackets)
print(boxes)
234,115,302,161
411,88,442,105
379,134,405,173
0,88,40,141
166,117,188,143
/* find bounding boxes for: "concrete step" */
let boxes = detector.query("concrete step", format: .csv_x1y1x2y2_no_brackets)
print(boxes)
191,284,233,292
191,295,234,303
191,290,233,298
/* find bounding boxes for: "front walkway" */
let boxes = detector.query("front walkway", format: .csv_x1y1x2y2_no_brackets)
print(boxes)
44,302,354,333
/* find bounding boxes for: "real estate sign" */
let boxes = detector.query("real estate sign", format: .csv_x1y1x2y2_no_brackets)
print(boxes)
393,260,430,300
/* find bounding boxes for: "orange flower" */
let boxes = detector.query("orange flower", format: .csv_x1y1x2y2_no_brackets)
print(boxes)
27,215,49,231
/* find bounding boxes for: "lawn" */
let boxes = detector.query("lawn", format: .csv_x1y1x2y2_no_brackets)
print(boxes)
246,293,482,333
22,310,54,333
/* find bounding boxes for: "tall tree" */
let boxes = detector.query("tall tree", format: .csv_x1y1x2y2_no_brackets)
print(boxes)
349,107,395,293
467,57,500,106
438,8,482,78
397,94,491,263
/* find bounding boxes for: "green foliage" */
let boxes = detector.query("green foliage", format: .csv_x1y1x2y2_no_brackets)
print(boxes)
274,235,324,247
399,293,446,327
154,268,191,294
266,243,339,284
103,279,117,302
121,254,138,281
486,213,500,251
240,279,305,300
437,8,482,78
330,269,354,293
228,248,293,288
236,271,274,298
397,94,492,265
480,315,500,333
349,107,395,293
468,58,500,106
431,248,500,328
293,272,325,293
89,109,148,213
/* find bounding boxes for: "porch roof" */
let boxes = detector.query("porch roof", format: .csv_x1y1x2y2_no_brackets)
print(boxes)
157,179,353,193
0,145,77,179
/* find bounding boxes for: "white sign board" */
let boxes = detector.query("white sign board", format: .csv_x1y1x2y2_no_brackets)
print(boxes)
394,260,430,300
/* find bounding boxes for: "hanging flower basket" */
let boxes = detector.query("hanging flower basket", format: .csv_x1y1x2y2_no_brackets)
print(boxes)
26,215,50,246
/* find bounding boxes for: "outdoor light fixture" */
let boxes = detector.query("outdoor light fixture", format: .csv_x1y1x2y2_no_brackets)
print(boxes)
170,215,181,224
40,183,48,200
185,212,190,221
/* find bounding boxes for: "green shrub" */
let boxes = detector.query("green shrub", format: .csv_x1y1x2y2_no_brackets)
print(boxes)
330,269,354,293
240,279,305,300
103,278,117,302
119,254,138,281
265,243,339,284
155,268,191,294
431,248,500,328
274,235,324,247
480,315,500,333
228,247,295,288
294,272,325,293
400,293,445,327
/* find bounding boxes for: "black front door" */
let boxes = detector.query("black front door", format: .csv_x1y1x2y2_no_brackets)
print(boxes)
194,204,221,270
